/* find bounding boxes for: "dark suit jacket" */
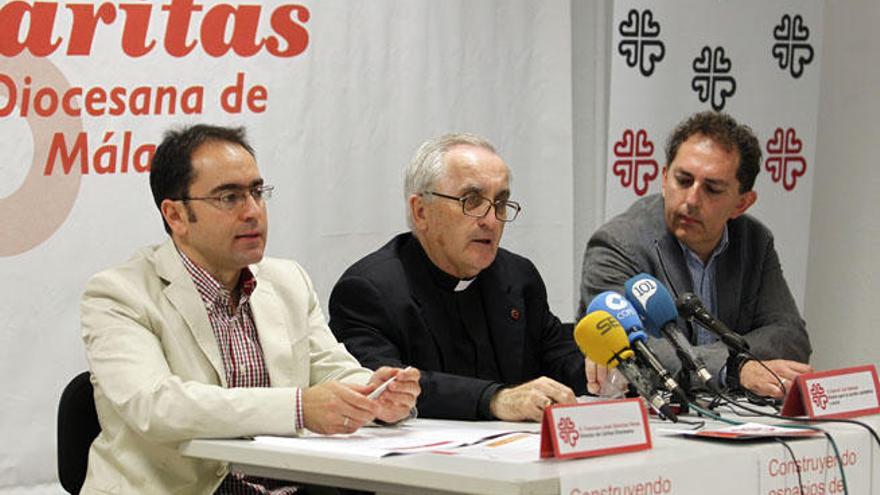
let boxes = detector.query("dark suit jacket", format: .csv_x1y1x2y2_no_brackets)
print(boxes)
329,233,586,419
579,194,812,380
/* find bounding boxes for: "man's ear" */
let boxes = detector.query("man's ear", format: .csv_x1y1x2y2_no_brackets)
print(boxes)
731,190,757,219
161,199,188,236
408,194,428,230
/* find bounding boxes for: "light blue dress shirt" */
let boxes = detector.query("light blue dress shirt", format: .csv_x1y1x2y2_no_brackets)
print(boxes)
678,225,730,345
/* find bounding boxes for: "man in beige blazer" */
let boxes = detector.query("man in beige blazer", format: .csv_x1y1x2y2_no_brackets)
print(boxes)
80,124,420,494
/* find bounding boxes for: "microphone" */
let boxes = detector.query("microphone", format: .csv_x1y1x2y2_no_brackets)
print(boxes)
623,274,714,387
675,292,750,354
574,310,678,422
587,291,688,405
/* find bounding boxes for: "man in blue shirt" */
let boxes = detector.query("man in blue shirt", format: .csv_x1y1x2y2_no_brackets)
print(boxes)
579,111,812,399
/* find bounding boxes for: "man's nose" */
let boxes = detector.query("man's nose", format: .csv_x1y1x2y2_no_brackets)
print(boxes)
477,206,501,229
239,193,262,219
684,184,701,208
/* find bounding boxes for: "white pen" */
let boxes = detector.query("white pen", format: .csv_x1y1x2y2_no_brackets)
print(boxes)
368,366,411,400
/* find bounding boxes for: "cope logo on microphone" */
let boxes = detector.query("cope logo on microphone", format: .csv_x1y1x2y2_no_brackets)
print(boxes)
630,278,657,308
604,293,638,322
596,315,621,336
603,293,627,311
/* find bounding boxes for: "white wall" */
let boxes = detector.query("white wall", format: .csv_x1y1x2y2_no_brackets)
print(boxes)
571,0,612,316
805,0,880,371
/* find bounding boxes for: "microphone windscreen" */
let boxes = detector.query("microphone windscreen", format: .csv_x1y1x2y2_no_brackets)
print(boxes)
675,292,703,318
573,310,635,367
586,291,644,333
624,273,679,336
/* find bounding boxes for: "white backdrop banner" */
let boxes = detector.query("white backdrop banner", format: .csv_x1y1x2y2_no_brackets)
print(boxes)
0,1,574,489
604,0,824,308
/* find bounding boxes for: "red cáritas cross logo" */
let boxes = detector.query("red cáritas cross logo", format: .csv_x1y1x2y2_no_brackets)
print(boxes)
557,416,580,448
612,129,658,196
765,127,807,192
809,382,829,410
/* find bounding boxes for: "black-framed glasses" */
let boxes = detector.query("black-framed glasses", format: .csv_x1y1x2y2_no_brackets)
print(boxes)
176,185,275,211
425,191,522,222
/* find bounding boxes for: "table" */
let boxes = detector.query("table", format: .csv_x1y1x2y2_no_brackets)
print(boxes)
181,414,880,495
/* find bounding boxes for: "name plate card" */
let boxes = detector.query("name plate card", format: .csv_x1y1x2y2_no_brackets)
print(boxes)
782,364,880,419
540,398,651,460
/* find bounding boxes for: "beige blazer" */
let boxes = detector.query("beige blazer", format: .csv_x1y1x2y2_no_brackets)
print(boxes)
80,240,371,494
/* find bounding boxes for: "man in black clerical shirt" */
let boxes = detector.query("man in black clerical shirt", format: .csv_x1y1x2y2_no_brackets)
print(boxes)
329,133,587,421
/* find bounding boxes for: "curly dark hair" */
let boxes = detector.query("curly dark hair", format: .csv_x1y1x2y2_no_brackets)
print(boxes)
665,111,761,193
149,124,255,234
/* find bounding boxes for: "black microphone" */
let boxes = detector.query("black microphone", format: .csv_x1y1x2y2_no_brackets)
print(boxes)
676,292,750,354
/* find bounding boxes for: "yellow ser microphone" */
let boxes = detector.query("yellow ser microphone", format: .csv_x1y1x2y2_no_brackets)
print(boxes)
574,310,677,422
574,310,635,367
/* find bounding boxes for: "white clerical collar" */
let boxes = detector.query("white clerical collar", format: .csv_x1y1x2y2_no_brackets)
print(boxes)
454,277,476,292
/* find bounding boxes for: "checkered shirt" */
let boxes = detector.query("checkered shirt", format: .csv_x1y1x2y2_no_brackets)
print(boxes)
179,251,300,495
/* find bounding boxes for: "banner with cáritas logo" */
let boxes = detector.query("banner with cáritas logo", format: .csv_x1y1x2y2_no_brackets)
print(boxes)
604,0,823,309
0,1,576,489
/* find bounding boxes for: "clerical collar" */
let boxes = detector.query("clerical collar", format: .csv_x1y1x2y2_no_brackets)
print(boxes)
428,259,478,293
454,278,476,292
411,236,479,292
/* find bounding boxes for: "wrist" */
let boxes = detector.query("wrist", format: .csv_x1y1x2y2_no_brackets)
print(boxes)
725,353,751,391
482,383,505,419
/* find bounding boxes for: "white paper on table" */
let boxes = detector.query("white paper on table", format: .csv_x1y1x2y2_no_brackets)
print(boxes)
253,424,519,458
429,431,542,463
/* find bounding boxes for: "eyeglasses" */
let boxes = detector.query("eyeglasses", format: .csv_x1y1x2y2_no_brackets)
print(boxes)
425,191,522,222
176,185,275,211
